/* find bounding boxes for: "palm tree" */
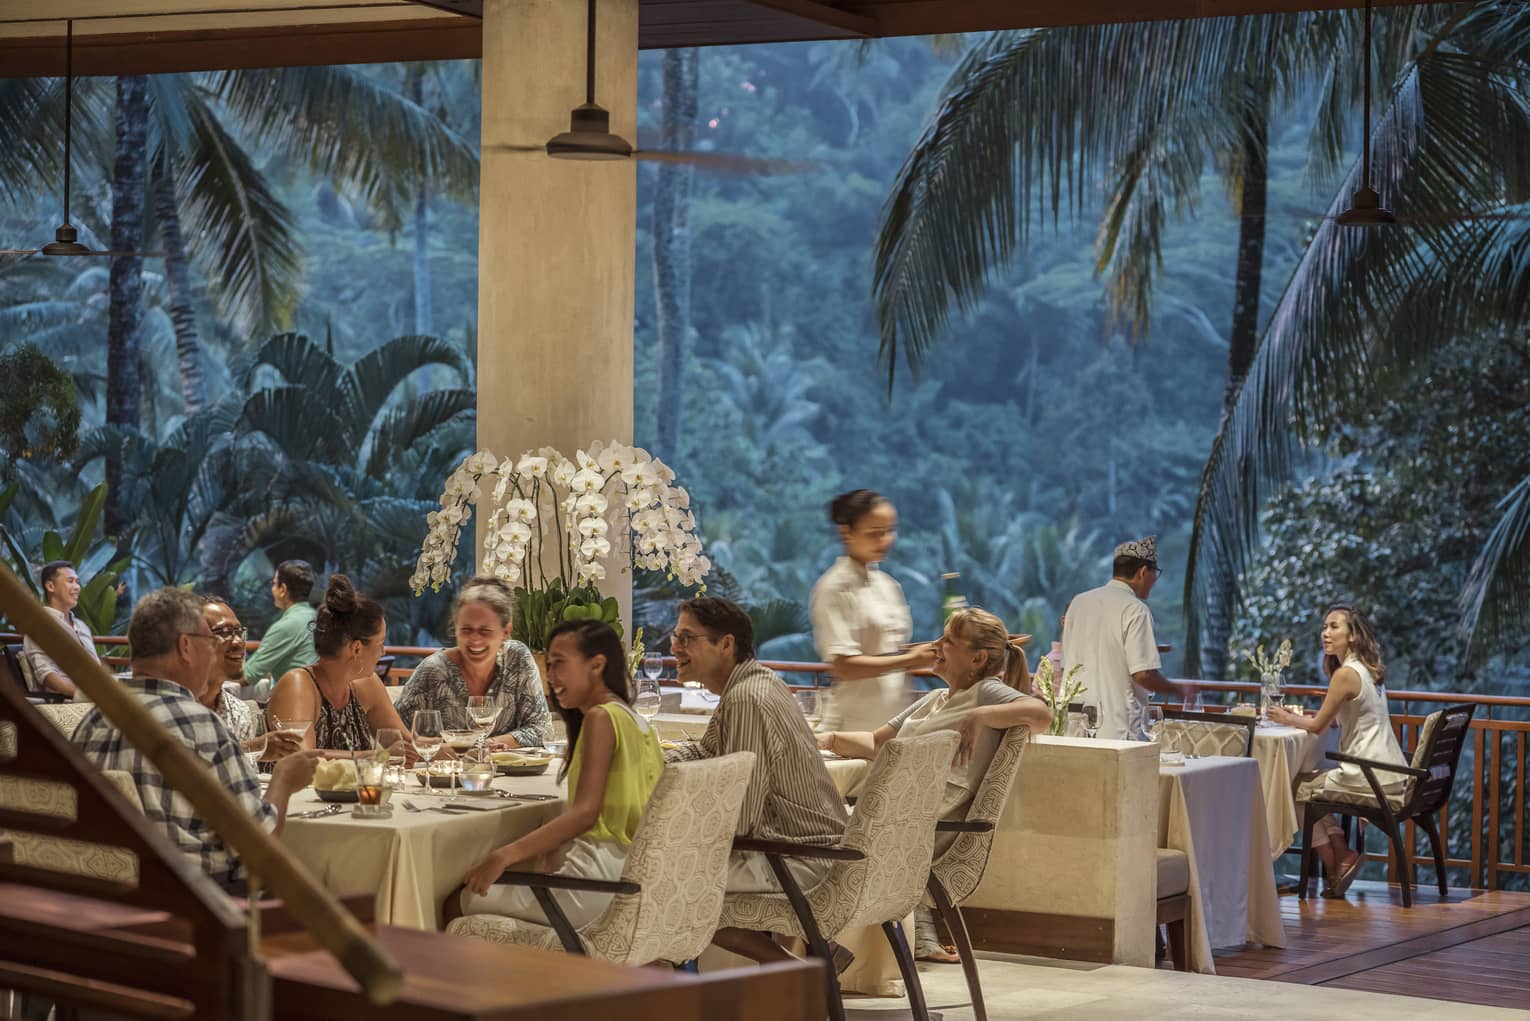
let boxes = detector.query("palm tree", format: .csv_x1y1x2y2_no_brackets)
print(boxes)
1182,0,1530,667
871,7,1446,675
105,76,149,540
652,48,701,466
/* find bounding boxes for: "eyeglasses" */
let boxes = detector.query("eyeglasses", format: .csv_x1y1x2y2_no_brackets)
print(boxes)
180,632,219,645
669,629,717,648
210,626,247,642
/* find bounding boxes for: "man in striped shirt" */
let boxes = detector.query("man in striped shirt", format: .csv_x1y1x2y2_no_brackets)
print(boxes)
666,596,848,964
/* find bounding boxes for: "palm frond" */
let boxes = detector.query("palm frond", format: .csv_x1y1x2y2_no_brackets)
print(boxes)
362,389,475,479
210,66,479,205
345,334,472,429
1461,472,1530,657
1182,3,1530,667
176,90,303,335
0,79,60,207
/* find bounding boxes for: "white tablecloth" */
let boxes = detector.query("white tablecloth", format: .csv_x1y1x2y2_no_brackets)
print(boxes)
1251,725,1339,860
280,775,562,929
1157,756,1285,974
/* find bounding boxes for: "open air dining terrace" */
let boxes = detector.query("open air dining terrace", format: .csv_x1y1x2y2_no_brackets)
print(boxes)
4,0,1530,1018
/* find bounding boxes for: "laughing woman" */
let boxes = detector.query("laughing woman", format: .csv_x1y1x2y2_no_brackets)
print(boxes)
1268,606,1408,898
393,576,552,750
452,620,663,928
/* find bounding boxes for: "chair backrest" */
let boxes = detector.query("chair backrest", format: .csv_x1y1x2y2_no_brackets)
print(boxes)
373,655,396,682
3,642,35,695
831,730,959,933
932,725,1030,904
35,700,94,738
584,751,756,965
1404,703,1475,816
1163,709,1256,757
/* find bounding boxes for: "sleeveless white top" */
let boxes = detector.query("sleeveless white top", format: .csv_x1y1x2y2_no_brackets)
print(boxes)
1329,656,1408,794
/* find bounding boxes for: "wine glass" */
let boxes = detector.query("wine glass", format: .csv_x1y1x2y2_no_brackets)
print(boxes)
1083,705,1099,740
270,714,312,741
795,689,821,732
634,678,663,739
641,653,663,682
411,709,444,789
440,707,477,802
1146,706,1165,745
466,695,500,752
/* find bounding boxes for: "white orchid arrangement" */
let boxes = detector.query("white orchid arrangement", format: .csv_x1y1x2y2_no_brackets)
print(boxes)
1033,657,1087,737
411,442,710,650
1244,638,1293,691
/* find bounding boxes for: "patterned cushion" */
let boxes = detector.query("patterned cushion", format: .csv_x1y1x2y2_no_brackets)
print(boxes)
932,726,1029,905
448,751,756,965
718,731,959,941
0,767,143,883
35,702,93,737
1163,719,1251,758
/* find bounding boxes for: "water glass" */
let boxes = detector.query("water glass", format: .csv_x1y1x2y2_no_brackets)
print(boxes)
460,750,496,793
1083,705,1099,740
795,690,821,731
1146,706,1165,744
641,653,663,681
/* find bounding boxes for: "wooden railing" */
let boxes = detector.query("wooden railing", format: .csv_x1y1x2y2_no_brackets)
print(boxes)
9,632,1528,892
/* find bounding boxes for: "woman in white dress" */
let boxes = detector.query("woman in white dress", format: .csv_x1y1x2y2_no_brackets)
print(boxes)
1268,605,1407,898
809,490,935,732
817,607,1050,960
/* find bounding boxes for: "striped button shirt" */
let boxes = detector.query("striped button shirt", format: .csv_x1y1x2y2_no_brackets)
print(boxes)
669,659,847,845
73,676,277,892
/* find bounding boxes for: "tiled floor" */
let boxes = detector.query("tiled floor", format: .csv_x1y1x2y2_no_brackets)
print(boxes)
840,951,1530,1020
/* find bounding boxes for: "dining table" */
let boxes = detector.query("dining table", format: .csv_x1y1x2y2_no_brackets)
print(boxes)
1250,724,1342,860
280,773,564,930
1157,754,1285,973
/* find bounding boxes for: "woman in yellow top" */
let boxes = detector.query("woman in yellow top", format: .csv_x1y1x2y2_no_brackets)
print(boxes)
456,620,663,927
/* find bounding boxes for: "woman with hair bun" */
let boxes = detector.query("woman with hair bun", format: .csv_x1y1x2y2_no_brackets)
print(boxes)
809,489,935,732
265,574,409,753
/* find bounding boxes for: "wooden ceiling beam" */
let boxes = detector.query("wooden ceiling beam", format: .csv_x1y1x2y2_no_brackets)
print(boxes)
739,0,875,37
847,0,1440,36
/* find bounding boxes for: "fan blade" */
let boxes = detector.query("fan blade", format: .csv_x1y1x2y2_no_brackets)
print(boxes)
484,143,550,154
633,149,820,175
82,250,166,257
0,249,40,255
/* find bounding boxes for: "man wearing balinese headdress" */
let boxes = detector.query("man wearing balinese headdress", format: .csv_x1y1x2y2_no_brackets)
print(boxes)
1062,536,1181,740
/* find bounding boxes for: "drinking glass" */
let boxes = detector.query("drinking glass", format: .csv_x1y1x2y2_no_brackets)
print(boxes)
412,710,444,774
460,749,496,793
795,690,821,732
270,715,312,741
635,678,663,739
466,696,500,752
1146,706,1165,745
641,654,663,682
1083,705,1099,740
354,758,389,817
1184,689,1204,713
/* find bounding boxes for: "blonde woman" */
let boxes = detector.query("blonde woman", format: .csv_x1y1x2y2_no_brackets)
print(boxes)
818,607,1050,961
1268,605,1407,898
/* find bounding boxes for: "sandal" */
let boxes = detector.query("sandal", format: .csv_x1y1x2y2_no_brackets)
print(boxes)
916,943,962,964
1326,852,1363,898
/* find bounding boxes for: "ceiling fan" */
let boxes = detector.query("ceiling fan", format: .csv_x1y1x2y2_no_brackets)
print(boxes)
0,20,162,260
484,0,815,175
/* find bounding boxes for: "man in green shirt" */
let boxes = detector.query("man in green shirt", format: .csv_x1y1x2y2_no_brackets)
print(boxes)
242,560,318,693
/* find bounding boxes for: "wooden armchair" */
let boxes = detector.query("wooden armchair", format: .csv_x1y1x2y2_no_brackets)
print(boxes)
449,751,756,965
716,731,960,1021
1298,703,1474,907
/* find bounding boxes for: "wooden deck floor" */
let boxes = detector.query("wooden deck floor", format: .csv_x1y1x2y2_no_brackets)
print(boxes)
1203,881,1530,1010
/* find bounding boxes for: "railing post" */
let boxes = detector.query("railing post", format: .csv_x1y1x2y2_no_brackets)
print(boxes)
1472,726,1486,890
1488,729,1502,891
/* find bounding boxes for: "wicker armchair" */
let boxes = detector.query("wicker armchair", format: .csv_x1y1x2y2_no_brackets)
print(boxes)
448,751,755,965
717,731,959,1021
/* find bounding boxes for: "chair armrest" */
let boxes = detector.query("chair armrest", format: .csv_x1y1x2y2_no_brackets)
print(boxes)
731,836,865,862
935,820,994,833
1326,751,1428,779
492,870,640,895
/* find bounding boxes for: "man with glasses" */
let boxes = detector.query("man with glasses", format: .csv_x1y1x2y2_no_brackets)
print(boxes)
72,588,320,893
1063,535,1181,740
665,596,851,966
197,597,301,761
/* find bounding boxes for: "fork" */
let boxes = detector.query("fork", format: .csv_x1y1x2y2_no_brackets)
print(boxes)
291,804,344,820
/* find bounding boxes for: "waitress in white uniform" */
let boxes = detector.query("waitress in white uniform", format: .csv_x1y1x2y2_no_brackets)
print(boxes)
809,489,935,732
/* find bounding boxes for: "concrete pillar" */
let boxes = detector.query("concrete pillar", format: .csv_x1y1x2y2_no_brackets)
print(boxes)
477,0,637,627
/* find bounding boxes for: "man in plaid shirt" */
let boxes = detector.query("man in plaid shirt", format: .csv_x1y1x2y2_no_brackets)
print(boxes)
73,588,320,894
